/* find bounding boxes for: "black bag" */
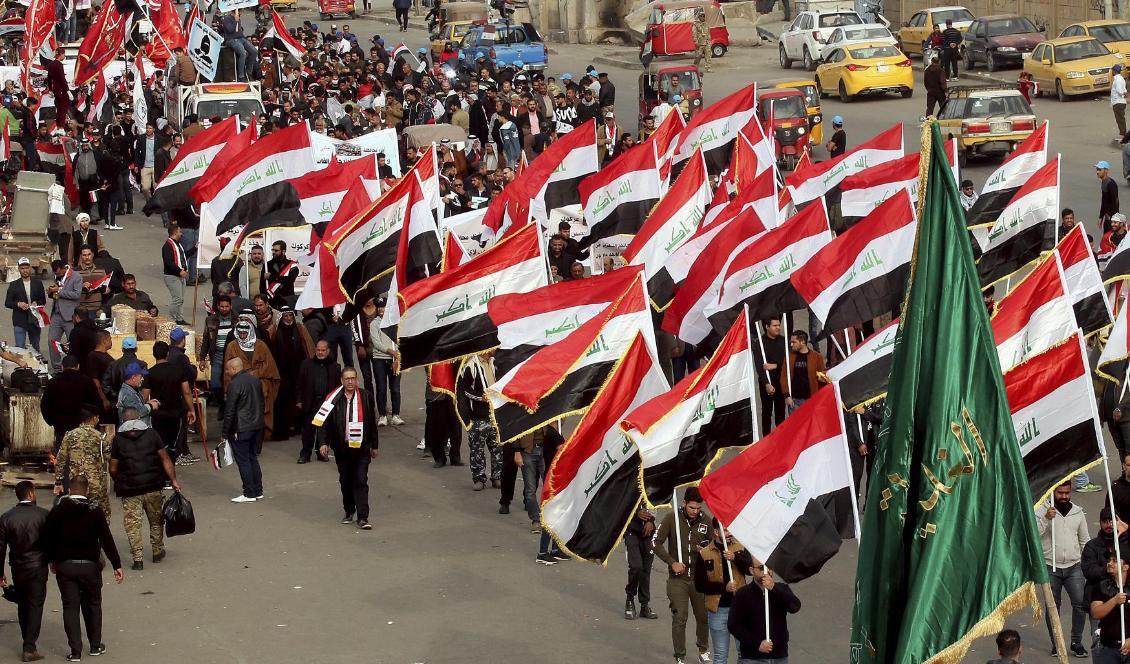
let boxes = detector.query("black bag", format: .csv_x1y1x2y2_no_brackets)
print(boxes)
9,368,40,393
162,492,196,537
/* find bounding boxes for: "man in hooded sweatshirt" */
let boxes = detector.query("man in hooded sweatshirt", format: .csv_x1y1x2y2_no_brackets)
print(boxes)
109,408,179,571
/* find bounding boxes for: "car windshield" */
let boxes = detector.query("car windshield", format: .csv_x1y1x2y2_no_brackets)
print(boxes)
760,96,807,119
1054,39,1110,61
849,45,902,59
986,17,1038,36
843,27,891,40
933,8,974,24
196,99,264,125
659,71,701,93
819,13,862,28
1091,23,1130,43
966,94,1033,117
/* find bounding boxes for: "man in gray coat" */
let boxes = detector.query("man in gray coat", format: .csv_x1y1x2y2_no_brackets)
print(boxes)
224,357,264,503
46,259,82,371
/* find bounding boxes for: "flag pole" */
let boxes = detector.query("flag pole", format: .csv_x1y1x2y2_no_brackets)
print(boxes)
832,381,863,544
718,521,735,584
781,313,792,396
672,491,684,568
742,305,761,443
752,320,774,385
762,566,772,644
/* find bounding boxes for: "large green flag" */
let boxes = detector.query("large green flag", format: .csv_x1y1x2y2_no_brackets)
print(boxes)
849,124,1048,664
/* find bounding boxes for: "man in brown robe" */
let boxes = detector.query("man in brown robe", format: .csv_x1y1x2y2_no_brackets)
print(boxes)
224,321,281,438
269,306,314,440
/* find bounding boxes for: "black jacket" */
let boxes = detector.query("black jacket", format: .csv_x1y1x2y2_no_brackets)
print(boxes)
162,237,188,277
320,387,378,452
1110,476,1130,524
1083,529,1130,589
41,496,122,570
41,370,102,430
4,276,46,330
297,356,341,414
224,370,265,436
941,27,963,47
728,582,802,659
110,423,167,497
0,502,49,573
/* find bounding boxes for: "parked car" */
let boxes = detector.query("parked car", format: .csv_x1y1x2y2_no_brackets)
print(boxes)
963,15,1043,71
897,6,974,55
430,2,489,59
1024,36,1117,100
458,22,548,71
816,42,914,102
936,86,1036,166
779,10,865,71
1059,19,1130,60
824,23,898,55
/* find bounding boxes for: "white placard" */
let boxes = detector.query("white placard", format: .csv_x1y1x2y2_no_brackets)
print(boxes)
309,129,401,173
188,17,222,82
217,0,258,11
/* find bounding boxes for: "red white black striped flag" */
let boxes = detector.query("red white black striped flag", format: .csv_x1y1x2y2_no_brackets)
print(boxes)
577,142,662,249
974,157,1059,287
991,253,1076,372
965,121,1049,227
786,123,903,205
838,153,919,221
1055,224,1111,335
825,317,898,410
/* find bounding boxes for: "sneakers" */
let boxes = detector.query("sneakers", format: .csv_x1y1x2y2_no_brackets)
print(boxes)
20,652,44,662
89,645,105,657
639,604,658,619
359,519,372,530
432,460,447,469
698,653,710,663
65,653,81,662
231,495,256,503
131,560,143,571
1077,483,1103,493
104,223,124,230
473,481,485,491
297,457,309,464
535,553,557,565
416,439,427,451
377,416,388,426
341,513,354,524
625,597,637,620
181,454,201,464
391,415,405,425
551,550,569,562
1071,642,1088,658
175,456,193,466
530,521,541,533
255,495,264,500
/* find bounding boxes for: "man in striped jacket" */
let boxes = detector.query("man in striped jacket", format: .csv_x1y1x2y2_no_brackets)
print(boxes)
161,225,189,325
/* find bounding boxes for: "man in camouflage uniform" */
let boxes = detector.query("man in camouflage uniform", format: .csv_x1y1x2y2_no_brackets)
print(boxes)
53,408,111,521
110,408,180,570
693,10,712,74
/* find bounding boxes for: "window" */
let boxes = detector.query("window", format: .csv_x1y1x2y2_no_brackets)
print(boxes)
790,15,805,31
1031,44,1046,61
909,12,925,28
932,8,974,24
1054,38,1111,62
819,12,863,28
848,45,901,59
829,28,843,43
938,97,965,119
967,95,1032,116
1059,25,1081,38
986,17,1038,37
1090,23,1130,43
801,15,814,30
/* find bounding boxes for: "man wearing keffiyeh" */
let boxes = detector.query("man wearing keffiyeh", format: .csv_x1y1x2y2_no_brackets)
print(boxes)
223,321,281,439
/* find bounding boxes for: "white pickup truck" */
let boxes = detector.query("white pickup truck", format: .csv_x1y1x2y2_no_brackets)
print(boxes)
164,81,265,129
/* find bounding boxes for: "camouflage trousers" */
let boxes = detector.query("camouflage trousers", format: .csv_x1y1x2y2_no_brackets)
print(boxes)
90,487,111,523
468,419,502,485
122,491,165,562
694,46,712,72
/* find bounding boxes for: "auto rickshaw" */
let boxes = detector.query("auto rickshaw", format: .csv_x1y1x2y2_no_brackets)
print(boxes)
430,2,489,59
318,0,356,19
758,88,811,171
639,62,703,126
766,78,823,144
639,0,729,64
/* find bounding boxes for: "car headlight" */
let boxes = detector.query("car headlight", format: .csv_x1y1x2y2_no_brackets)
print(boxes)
693,98,702,106
813,114,822,124
1066,71,1085,79
797,126,806,135
996,46,1017,52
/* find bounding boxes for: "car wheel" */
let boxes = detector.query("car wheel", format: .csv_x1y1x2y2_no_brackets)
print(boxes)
779,44,793,69
901,87,913,98
898,38,909,56
816,77,827,98
964,50,974,69
711,44,725,58
803,47,815,71
1056,79,1067,102
839,81,852,103
986,51,997,72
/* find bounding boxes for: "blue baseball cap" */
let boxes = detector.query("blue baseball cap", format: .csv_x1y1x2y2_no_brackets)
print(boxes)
832,115,844,126
1097,160,1112,170
122,336,137,350
169,327,187,342
560,73,573,81
124,361,147,379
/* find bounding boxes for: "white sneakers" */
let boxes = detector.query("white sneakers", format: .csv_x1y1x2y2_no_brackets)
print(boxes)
416,439,426,450
231,495,256,503
391,415,405,425
378,416,388,426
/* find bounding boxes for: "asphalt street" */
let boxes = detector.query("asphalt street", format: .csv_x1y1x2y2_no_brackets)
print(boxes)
0,4,1119,662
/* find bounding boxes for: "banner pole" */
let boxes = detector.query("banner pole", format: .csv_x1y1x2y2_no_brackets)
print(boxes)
781,313,792,397
1041,583,1069,664
762,569,771,646
719,522,735,583
672,490,683,567
742,305,761,443
833,381,863,544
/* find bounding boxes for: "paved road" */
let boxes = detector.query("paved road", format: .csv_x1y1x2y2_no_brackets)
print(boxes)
0,5,1118,662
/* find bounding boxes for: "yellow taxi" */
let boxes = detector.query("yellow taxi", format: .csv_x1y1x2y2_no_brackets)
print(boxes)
271,0,297,9
815,42,914,102
897,6,974,55
1059,19,1130,60
1024,36,1118,100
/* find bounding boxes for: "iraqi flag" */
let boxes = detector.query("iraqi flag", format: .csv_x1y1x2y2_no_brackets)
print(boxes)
649,186,770,312
265,8,307,61
733,113,776,181
663,207,766,346
487,272,658,444
577,142,662,249
1099,298,1130,381
966,122,1049,227
991,254,1076,372
85,70,109,124
699,385,853,582
623,148,711,296
623,309,756,507
487,265,645,376
838,153,920,222
671,84,757,177
203,123,320,246
706,200,833,336
975,157,1059,287
143,115,239,215
825,317,898,410
1055,224,1112,334
527,119,600,223
792,190,916,335
294,243,347,310
36,140,64,167
331,169,441,302
1102,233,1130,285
317,176,382,245
292,155,379,227
786,124,904,205
1006,332,1105,506
397,222,547,370
29,305,50,328
734,147,783,229
647,105,686,181
376,181,450,334
540,333,670,564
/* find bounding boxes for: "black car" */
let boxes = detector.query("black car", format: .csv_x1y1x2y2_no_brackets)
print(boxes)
964,15,1045,71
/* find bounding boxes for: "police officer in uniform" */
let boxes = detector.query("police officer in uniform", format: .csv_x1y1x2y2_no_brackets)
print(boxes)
693,10,712,74
53,408,111,521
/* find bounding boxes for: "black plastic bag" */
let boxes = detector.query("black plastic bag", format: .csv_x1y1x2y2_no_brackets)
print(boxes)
162,492,196,537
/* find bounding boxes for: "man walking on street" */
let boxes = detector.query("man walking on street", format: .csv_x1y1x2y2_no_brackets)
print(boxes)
654,487,713,664
41,475,124,662
727,561,802,662
1099,160,1121,233
1037,482,1090,658
162,225,189,325
224,357,265,503
297,340,340,463
0,481,49,662
1113,64,1127,140
940,19,963,81
47,259,82,371
110,408,180,570
624,505,658,621
54,408,111,520
317,367,379,530
924,56,947,117
695,520,753,664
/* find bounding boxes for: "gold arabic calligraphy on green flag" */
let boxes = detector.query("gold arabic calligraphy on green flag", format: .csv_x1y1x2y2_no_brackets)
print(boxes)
848,123,1047,664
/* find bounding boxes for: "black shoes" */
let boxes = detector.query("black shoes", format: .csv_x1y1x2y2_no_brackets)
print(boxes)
551,551,570,562
131,560,143,571
625,597,637,620
297,457,309,464
450,459,465,466
152,551,165,564
359,519,372,530
1071,643,1088,658
65,653,81,662
639,604,658,619
432,460,447,468
498,504,510,514
89,644,105,657
341,513,354,524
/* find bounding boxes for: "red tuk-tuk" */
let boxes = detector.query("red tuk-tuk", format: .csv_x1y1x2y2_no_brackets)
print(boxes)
319,0,357,19
758,88,810,170
639,63,703,125
639,0,729,64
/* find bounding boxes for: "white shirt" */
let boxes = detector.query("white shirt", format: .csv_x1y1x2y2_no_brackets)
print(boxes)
1113,74,1127,106
651,102,673,124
